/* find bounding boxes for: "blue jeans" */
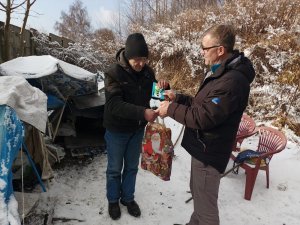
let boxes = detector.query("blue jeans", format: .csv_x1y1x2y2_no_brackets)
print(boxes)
105,128,144,203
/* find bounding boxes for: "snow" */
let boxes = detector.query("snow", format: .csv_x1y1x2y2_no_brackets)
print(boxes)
0,194,21,225
0,55,96,81
1,2,299,222
7,196,21,225
31,119,300,225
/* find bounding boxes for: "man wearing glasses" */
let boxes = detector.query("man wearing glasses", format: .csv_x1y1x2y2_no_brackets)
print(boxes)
103,33,169,220
157,25,255,225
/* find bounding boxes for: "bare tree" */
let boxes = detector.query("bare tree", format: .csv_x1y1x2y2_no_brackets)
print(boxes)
19,0,36,56
54,0,91,43
125,0,220,28
0,0,26,61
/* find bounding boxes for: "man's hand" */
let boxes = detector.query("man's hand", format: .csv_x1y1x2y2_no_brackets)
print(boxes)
144,108,158,122
163,90,176,101
156,101,170,118
157,80,169,89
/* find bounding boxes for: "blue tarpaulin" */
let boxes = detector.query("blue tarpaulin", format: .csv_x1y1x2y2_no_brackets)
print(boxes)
47,94,65,110
0,105,24,203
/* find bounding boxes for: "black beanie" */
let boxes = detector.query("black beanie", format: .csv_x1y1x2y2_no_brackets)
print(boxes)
125,33,149,60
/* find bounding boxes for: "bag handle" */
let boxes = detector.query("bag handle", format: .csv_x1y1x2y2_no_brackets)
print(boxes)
150,105,166,126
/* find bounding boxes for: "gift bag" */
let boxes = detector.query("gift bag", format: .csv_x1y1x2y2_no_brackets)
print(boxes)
141,121,174,181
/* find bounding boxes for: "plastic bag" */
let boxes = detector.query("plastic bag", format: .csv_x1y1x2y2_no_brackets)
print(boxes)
141,122,174,181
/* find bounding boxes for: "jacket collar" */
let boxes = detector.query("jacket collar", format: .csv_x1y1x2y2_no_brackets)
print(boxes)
208,50,241,79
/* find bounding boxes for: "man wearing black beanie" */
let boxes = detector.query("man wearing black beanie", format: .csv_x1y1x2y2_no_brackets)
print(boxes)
103,33,169,220
125,33,149,62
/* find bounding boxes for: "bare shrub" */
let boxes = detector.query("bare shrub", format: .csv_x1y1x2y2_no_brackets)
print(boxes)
91,28,118,55
133,0,299,133
222,0,299,45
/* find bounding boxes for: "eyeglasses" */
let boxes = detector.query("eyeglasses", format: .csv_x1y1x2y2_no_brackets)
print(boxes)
201,45,221,51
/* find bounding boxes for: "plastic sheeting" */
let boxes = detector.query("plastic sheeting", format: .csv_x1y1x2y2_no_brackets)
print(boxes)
0,76,47,132
0,105,24,225
0,55,98,100
0,105,24,202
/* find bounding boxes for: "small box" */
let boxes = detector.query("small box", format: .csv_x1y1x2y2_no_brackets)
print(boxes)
151,82,165,100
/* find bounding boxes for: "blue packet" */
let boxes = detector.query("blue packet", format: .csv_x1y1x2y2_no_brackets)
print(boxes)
151,82,165,100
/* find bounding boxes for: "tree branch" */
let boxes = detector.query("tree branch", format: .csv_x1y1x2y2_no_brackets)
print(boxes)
30,0,37,7
0,2,7,8
11,0,26,10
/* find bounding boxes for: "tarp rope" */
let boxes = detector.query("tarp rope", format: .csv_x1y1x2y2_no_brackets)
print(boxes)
21,145,25,225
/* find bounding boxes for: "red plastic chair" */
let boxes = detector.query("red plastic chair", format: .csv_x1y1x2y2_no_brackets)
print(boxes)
233,113,257,152
232,126,287,200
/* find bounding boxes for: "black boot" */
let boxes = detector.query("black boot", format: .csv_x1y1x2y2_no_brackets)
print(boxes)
121,200,141,217
108,202,121,220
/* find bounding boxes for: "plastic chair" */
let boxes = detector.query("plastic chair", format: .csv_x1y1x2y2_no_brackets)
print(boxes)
233,113,257,152
232,126,287,200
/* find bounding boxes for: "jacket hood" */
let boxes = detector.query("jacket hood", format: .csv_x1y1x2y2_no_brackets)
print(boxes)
214,50,256,84
115,48,152,77
116,48,130,69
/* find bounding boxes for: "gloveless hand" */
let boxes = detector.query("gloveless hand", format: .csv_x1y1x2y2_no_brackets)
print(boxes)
163,90,176,101
144,108,158,122
157,80,169,89
156,101,170,118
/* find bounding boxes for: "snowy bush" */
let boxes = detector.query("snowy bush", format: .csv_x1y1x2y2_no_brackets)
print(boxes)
32,32,117,73
129,0,300,134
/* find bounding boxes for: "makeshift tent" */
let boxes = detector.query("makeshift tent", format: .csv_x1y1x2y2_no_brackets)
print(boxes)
0,55,98,100
0,55,106,159
0,75,52,176
0,76,47,225
0,55,105,156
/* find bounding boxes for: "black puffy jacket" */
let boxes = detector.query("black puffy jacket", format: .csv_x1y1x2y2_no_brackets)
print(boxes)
167,51,255,173
103,49,156,132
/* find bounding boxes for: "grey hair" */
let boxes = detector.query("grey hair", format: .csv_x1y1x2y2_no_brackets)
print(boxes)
203,24,236,52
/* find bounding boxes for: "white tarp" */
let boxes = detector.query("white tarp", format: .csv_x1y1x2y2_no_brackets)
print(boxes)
0,55,95,80
0,76,47,132
0,55,98,99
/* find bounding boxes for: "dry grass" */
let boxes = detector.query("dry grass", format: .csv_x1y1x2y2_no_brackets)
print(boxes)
142,0,300,134
149,50,201,95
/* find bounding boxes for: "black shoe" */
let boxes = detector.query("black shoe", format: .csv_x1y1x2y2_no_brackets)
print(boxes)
108,202,121,220
121,200,141,217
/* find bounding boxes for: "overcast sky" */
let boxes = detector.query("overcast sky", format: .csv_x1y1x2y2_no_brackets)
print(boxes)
0,0,126,34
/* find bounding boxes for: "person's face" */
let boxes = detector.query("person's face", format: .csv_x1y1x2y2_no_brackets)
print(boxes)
128,57,148,72
200,34,224,66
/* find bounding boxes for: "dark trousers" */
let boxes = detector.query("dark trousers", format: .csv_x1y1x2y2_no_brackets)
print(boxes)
188,157,221,225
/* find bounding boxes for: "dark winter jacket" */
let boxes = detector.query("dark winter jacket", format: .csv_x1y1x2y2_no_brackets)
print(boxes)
167,51,255,173
103,48,156,132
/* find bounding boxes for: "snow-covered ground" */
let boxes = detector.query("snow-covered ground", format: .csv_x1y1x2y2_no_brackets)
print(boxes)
31,118,300,225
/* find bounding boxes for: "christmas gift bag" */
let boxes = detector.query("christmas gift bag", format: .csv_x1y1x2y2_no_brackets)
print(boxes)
141,121,174,181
